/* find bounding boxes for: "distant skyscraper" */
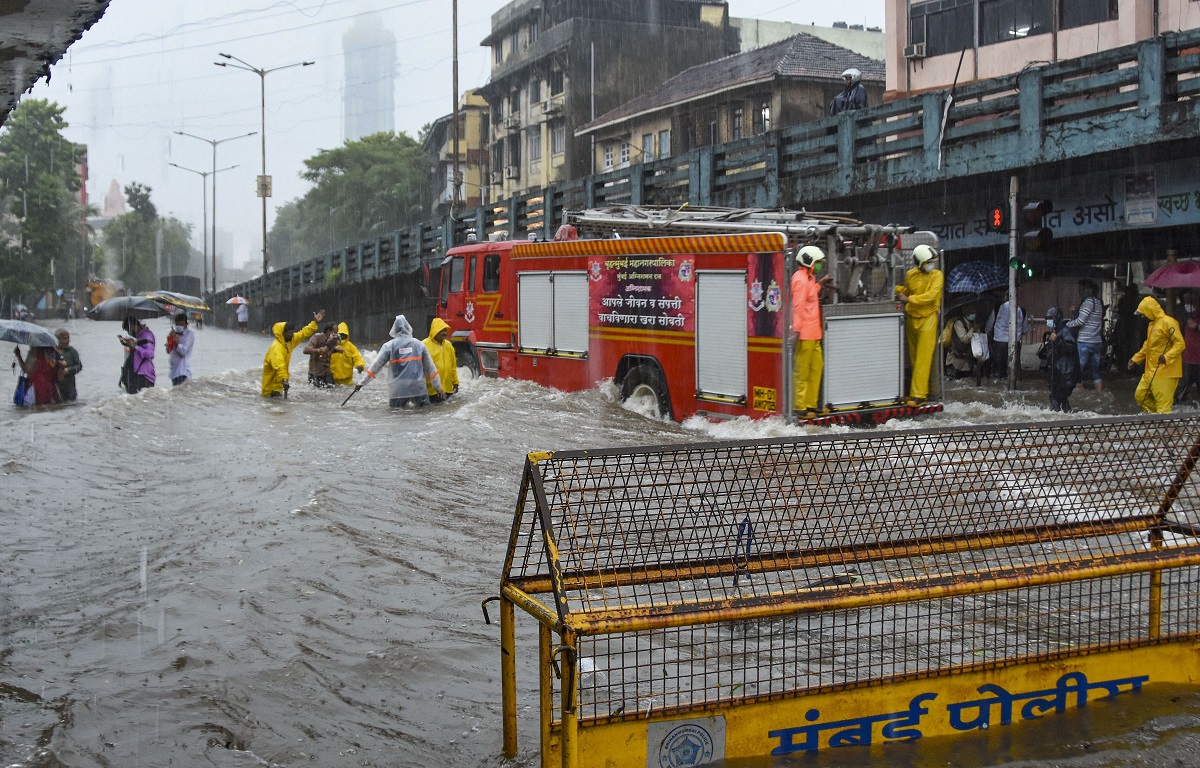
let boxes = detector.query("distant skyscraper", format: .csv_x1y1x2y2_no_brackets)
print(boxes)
343,17,396,142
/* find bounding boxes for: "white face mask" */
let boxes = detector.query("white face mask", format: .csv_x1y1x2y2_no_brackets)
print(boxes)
920,262,934,273
173,325,185,334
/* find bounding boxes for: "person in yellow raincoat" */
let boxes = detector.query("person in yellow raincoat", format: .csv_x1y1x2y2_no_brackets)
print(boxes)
790,245,832,417
261,309,325,397
329,322,366,386
1129,295,1186,413
894,244,944,405
423,317,459,401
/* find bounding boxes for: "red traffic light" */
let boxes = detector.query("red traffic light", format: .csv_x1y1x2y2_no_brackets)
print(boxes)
988,207,1006,232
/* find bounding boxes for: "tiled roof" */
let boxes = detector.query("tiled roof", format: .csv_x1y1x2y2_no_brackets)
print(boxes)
579,32,884,133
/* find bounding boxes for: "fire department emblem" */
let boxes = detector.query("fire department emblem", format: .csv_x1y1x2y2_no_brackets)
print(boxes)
765,279,782,313
589,260,603,282
678,260,694,282
748,279,765,311
464,301,476,323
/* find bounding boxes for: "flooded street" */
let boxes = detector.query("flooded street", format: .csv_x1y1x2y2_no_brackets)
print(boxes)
2,317,1199,767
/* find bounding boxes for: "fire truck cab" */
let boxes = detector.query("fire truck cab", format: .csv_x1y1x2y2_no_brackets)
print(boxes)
436,206,941,425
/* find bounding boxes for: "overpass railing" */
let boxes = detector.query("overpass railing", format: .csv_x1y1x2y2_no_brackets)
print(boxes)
214,28,1200,309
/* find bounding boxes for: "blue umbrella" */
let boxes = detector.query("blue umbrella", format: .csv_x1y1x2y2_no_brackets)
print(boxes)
946,262,1008,294
0,319,58,347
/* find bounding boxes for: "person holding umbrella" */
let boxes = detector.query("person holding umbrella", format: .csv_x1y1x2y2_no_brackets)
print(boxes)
119,316,156,394
13,345,62,406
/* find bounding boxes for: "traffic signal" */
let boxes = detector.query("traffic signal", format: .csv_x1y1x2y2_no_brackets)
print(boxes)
1021,199,1054,252
1007,256,1033,278
988,206,1006,232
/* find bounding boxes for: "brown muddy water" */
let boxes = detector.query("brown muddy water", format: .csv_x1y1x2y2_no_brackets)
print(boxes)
2,317,1198,767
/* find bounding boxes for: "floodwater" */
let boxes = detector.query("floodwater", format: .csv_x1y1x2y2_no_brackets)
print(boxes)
2,317,1198,767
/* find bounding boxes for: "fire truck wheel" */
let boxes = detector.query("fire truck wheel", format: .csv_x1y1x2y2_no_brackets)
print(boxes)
621,365,672,419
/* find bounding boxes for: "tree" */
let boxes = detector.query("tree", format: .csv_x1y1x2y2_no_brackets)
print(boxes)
98,185,191,293
268,131,431,269
0,98,85,301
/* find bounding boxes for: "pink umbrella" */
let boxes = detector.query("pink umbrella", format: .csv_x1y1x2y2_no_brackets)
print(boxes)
225,296,250,305
1143,259,1200,288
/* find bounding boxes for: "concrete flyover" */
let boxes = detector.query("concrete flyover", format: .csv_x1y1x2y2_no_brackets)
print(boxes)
1,0,112,126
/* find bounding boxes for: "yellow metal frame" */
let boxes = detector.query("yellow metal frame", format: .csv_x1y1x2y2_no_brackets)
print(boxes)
498,416,1200,767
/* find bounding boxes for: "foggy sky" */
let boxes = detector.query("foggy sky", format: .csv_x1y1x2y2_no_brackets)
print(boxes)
23,0,885,272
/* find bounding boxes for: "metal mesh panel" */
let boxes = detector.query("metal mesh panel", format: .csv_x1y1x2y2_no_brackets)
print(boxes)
508,417,1200,612
504,415,1200,724
564,569,1200,720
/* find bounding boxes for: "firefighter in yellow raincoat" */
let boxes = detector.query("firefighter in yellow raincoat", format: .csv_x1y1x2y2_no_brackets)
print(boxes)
423,317,460,400
1129,295,1186,413
790,246,832,417
329,322,366,386
261,310,325,397
895,244,944,405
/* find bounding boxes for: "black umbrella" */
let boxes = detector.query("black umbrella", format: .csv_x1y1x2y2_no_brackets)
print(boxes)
86,296,168,321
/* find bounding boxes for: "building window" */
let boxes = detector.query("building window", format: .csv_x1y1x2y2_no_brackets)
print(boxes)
529,78,541,104
550,69,565,95
492,141,504,173
619,142,630,166
509,134,521,168
510,90,521,117
603,144,614,170
980,0,1053,44
1060,0,1118,30
551,121,566,155
527,127,542,162
732,107,744,141
642,133,654,162
494,45,502,65
910,0,974,56
509,30,519,54
659,129,671,158
753,103,771,135
529,22,538,44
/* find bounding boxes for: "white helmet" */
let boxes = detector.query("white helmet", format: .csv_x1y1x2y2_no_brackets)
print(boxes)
912,244,938,265
797,245,826,269
842,68,861,84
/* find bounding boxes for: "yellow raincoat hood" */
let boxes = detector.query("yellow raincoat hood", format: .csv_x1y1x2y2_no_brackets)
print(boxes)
424,317,458,396
330,322,365,384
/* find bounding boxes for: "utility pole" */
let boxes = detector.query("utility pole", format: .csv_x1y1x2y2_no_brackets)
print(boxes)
1007,174,1019,391
451,0,462,213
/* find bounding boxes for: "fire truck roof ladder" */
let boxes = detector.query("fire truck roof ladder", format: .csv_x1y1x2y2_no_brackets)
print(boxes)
567,205,908,243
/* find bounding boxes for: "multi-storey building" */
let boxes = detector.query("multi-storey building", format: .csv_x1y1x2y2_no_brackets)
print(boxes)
889,0,1200,97
480,0,737,199
343,16,396,142
424,89,491,218
576,33,884,174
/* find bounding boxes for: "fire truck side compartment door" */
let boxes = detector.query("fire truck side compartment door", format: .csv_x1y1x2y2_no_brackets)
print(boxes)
518,272,553,351
823,306,906,406
552,272,589,354
696,271,747,399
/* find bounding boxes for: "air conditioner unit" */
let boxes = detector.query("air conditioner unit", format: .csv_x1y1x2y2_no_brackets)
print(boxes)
504,115,520,129
541,97,562,115
904,42,927,60
489,171,503,185
504,165,520,179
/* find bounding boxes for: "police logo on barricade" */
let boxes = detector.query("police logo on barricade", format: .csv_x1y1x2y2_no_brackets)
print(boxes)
648,717,725,768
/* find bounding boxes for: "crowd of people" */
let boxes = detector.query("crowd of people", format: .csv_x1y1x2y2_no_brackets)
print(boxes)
9,261,1200,419
939,276,1197,414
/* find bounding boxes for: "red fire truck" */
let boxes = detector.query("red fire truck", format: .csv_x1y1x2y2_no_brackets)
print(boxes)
436,206,942,425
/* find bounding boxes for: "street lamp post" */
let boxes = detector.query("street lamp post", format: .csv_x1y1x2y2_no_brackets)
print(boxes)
169,162,238,291
214,53,314,277
174,130,256,294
